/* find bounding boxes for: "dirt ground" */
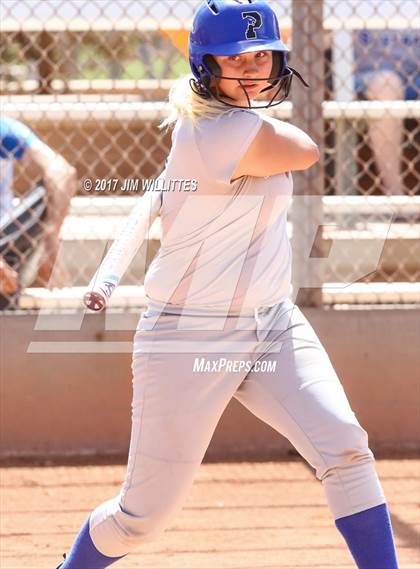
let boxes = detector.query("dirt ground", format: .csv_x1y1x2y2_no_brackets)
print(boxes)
1,457,419,569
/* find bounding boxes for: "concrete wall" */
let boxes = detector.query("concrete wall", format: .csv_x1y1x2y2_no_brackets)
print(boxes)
1,307,419,460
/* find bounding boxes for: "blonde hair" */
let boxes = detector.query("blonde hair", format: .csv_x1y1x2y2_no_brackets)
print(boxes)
159,75,231,130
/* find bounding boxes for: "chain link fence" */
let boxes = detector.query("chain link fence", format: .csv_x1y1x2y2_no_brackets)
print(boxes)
0,0,419,312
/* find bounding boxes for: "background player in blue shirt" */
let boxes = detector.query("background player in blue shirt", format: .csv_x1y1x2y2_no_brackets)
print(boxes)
354,29,419,195
0,116,77,307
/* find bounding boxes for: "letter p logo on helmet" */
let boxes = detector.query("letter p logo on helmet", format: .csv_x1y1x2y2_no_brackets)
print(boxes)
242,11,263,40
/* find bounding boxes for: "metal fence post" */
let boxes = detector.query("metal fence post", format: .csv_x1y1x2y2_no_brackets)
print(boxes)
291,0,325,307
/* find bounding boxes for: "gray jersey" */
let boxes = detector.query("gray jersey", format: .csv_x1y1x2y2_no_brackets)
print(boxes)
144,109,293,313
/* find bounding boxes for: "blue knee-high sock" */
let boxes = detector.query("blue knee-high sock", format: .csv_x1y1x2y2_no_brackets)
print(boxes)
335,503,399,569
61,516,126,569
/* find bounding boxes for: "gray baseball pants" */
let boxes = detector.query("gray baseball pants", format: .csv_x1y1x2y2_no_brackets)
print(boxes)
89,298,386,557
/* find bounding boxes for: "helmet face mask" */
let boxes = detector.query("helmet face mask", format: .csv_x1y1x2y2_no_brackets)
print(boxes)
201,51,292,109
203,62,294,110
188,0,307,109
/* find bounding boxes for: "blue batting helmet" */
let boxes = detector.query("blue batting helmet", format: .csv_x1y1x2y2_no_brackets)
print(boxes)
188,0,303,108
189,0,288,76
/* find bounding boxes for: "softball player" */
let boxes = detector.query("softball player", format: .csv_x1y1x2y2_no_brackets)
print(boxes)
58,1,399,567
0,116,76,309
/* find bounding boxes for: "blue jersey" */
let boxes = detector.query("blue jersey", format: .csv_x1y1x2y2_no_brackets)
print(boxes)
0,117,39,215
0,116,38,160
354,29,420,100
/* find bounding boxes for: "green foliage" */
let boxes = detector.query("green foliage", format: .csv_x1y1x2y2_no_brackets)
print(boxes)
1,41,23,64
122,55,189,80
1,31,190,82
172,58,190,78
123,60,147,80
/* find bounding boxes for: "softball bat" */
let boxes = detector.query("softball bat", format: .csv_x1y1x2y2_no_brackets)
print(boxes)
83,189,161,312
